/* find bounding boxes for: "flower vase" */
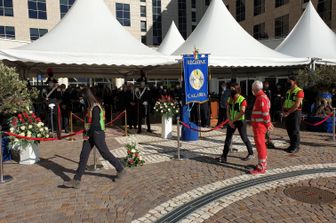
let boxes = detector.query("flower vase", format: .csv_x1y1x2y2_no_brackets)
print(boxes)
161,115,173,139
11,142,40,165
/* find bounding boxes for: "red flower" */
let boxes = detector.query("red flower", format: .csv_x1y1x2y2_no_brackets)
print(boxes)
127,150,131,155
36,118,41,122
28,119,32,123
18,114,22,119
135,153,139,157
129,159,134,164
23,112,29,118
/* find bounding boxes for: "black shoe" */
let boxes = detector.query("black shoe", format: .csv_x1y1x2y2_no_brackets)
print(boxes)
242,154,254,161
63,179,81,189
288,148,300,153
147,129,153,133
117,169,127,180
285,146,292,152
266,142,275,149
137,130,142,134
216,155,227,163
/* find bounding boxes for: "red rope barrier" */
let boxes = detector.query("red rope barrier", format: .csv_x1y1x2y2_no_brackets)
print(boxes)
180,119,229,133
302,113,334,126
72,113,85,123
4,130,84,142
106,111,126,126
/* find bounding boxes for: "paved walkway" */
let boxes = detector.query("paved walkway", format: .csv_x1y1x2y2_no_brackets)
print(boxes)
0,125,335,223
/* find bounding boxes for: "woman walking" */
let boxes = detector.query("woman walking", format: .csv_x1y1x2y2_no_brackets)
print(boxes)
64,87,125,189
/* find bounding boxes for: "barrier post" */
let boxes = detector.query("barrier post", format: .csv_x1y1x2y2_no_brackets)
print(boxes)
333,109,335,141
177,116,181,160
0,126,13,184
87,148,103,172
124,110,128,136
68,112,75,141
198,103,202,138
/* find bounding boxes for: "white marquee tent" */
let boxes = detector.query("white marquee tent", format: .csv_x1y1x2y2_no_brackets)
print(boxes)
0,0,175,74
157,21,185,55
173,0,309,67
276,1,336,64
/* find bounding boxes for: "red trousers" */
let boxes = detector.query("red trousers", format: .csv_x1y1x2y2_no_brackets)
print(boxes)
252,123,267,162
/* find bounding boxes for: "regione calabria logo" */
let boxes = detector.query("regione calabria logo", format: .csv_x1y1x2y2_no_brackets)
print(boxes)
189,69,205,90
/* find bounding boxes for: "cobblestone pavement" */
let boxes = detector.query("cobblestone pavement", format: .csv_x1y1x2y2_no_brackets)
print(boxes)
0,125,335,223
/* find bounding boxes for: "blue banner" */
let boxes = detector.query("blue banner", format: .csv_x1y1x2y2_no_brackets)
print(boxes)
183,54,209,104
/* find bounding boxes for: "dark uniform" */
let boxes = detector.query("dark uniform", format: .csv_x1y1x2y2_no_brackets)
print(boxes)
136,87,152,133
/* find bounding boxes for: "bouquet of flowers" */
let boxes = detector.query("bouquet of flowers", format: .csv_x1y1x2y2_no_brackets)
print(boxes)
9,111,50,148
124,136,145,167
154,96,180,117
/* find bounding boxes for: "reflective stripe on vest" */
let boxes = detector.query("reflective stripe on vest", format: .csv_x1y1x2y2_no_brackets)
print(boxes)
251,111,270,116
251,118,270,123
227,95,245,121
284,86,302,110
85,104,106,131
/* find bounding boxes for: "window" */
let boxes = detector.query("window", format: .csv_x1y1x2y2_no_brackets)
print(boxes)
141,21,146,32
60,0,75,18
140,5,146,17
274,14,289,38
317,0,332,27
253,23,268,39
254,0,265,16
236,0,245,22
0,25,15,39
192,11,196,22
0,0,14,16
30,28,48,40
275,0,289,8
140,0,146,2
141,35,146,44
178,0,187,39
191,0,196,8
28,0,47,20
152,0,162,45
116,3,130,26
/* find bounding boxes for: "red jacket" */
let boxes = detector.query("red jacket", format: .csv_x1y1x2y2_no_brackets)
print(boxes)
251,90,271,128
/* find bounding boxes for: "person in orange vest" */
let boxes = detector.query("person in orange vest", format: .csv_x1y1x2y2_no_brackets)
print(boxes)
250,80,273,175
283,75,304,153
63,87,125,189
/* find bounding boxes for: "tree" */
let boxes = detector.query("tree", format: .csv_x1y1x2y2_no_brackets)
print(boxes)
297,66,336,91
0,62,38,114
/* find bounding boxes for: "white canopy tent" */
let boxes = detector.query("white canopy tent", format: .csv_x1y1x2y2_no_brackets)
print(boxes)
0,0,175,76
157,21,185,55
276,1,336,65
173,0,309,67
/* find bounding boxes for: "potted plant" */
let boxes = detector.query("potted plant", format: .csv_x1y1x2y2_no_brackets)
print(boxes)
9,111,50,165
124,136,145,167
154,96,180,139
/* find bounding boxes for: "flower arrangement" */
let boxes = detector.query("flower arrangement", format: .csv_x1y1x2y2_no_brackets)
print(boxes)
154,96,180,117
124,136,145,167
9,111,50,148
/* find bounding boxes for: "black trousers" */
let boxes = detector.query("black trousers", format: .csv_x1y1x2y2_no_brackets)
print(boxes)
137,104,151,132
217,108,227,126
285,110,301,149
222,120,253,158
74,131,124,181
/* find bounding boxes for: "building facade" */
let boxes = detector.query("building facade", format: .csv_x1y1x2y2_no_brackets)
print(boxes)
0,0,335,47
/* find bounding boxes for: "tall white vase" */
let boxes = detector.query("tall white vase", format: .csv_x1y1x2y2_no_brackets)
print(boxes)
161,115,173,139
12,142,40,165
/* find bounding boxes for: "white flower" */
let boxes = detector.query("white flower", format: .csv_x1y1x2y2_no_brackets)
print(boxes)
139,156,143,160
44,127,48,131
39,128,44,132
10,127,15,133
176,110,179,113
29,111,33,114
37,134,41,138
20,126,26,130
28,125,33,129
161,110,164,113
131,149,136,153
19,132,25,137
46,134,50,138
27,131,32,137
14,138,19,142
168,108,171,111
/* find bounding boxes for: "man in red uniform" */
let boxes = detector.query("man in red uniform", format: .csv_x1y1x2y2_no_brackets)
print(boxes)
250,81,273,175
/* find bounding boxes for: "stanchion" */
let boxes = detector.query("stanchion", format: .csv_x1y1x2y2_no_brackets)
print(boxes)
87,148,103,172
0,126,13,184
68,112,75,141
333,109,335,141
124,110,128,136
174,116,185,160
